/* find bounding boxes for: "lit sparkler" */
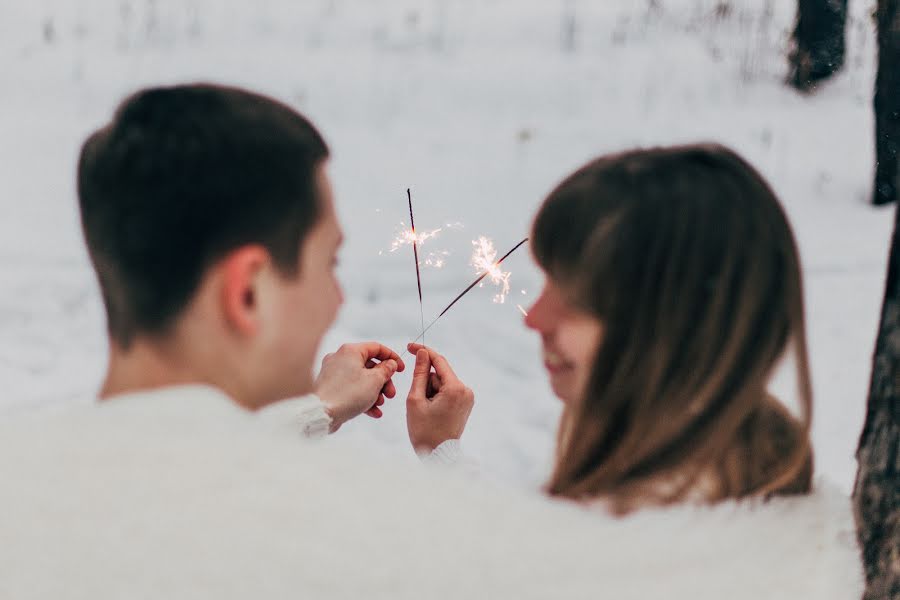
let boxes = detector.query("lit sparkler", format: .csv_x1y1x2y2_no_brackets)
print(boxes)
411,237,529,343
471,236,512,304
385,224,447,268
517,290,529,316
423,250,450,269
407,189,426,345
389,223,442,253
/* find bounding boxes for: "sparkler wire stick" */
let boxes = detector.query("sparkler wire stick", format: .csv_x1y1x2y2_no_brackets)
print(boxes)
408,189,426,346
411,237,529,343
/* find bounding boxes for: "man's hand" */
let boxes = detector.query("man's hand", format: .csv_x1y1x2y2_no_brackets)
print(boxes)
314,342,406,432
406,343,474,454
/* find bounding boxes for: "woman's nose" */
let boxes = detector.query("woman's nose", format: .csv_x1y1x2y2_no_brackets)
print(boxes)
523,295,547,332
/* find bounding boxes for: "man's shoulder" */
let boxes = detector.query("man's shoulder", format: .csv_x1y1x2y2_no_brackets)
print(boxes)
0,397,591,597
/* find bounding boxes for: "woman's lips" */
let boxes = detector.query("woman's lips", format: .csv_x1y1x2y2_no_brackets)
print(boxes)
543,350,571,374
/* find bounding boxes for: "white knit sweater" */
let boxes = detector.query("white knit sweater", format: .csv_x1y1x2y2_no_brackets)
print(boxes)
286,393,467,465
0,385,864,599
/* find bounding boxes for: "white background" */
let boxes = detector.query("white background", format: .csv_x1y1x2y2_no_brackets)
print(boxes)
0,0,891,490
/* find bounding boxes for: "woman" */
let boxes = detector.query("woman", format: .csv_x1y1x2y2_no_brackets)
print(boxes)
370,143,863,598
407,145,858,517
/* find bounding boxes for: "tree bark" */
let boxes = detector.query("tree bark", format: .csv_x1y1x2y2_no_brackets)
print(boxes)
853,177,900,598
788,0,848,91
873,0,900,205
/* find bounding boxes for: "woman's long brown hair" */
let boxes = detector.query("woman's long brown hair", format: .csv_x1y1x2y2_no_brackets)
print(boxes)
533,144,813,512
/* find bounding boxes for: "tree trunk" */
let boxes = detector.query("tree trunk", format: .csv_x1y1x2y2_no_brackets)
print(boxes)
788,0,847,91
853,180,900,598
873,0,900,206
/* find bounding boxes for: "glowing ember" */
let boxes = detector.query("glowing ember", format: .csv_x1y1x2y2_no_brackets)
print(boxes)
423,250,450,269
471,236,512,304
389,222,442,253
516,304,528,316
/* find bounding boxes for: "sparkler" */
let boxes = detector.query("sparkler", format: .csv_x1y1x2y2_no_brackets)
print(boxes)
407,189,426,345
471,236,512,303
517,290,529,316
383,225,445,265
389,223,442,253
423,250,450,268
411,237,529,343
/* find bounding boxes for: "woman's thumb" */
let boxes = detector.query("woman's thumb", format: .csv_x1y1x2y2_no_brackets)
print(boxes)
409,349,431,398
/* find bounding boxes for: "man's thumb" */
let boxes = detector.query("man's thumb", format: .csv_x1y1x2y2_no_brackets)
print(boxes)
374,359,398,383
409,349,431,398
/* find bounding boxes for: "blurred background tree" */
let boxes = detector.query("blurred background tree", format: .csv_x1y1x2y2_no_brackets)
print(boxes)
854,151,900,599
856,0,899,574
788,0,848,90
872,0,899,205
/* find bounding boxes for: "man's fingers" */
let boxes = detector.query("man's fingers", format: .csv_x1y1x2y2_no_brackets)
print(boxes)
366,393,386,417
349,342,406,372
367,358,397,403
372,359,399,384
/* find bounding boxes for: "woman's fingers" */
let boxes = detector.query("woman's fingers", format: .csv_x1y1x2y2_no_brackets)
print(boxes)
427,373,442,397
406,343,460,383
409,350,432,400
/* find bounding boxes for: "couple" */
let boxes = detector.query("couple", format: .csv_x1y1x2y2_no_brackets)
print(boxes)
0,83,862,598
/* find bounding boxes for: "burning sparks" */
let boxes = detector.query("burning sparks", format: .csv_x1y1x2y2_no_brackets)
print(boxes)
516,304,528,316
471,236,512,304
423,250,450,269
385,224,448,268
411,237,529,342
389,222,442,253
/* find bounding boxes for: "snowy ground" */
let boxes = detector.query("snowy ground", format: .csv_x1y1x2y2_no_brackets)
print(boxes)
0,0,892,490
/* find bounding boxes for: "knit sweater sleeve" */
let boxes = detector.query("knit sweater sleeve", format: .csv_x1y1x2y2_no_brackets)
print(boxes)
294,398,477,472
296,396,334,438
419,439,480,476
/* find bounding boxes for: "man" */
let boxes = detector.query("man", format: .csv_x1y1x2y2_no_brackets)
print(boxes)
76,83,404,432
74,83,473,448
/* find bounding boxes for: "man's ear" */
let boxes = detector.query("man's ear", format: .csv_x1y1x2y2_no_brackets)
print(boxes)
219,245,270,337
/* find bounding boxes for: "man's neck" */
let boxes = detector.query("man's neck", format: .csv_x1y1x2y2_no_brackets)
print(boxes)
100,336,250,409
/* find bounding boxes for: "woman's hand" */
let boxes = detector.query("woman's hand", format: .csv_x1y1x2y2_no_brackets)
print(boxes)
406,343,474,454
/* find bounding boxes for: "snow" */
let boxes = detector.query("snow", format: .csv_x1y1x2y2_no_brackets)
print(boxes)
0,0,892,491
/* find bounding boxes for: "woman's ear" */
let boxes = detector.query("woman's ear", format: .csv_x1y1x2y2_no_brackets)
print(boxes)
219,245,270,337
